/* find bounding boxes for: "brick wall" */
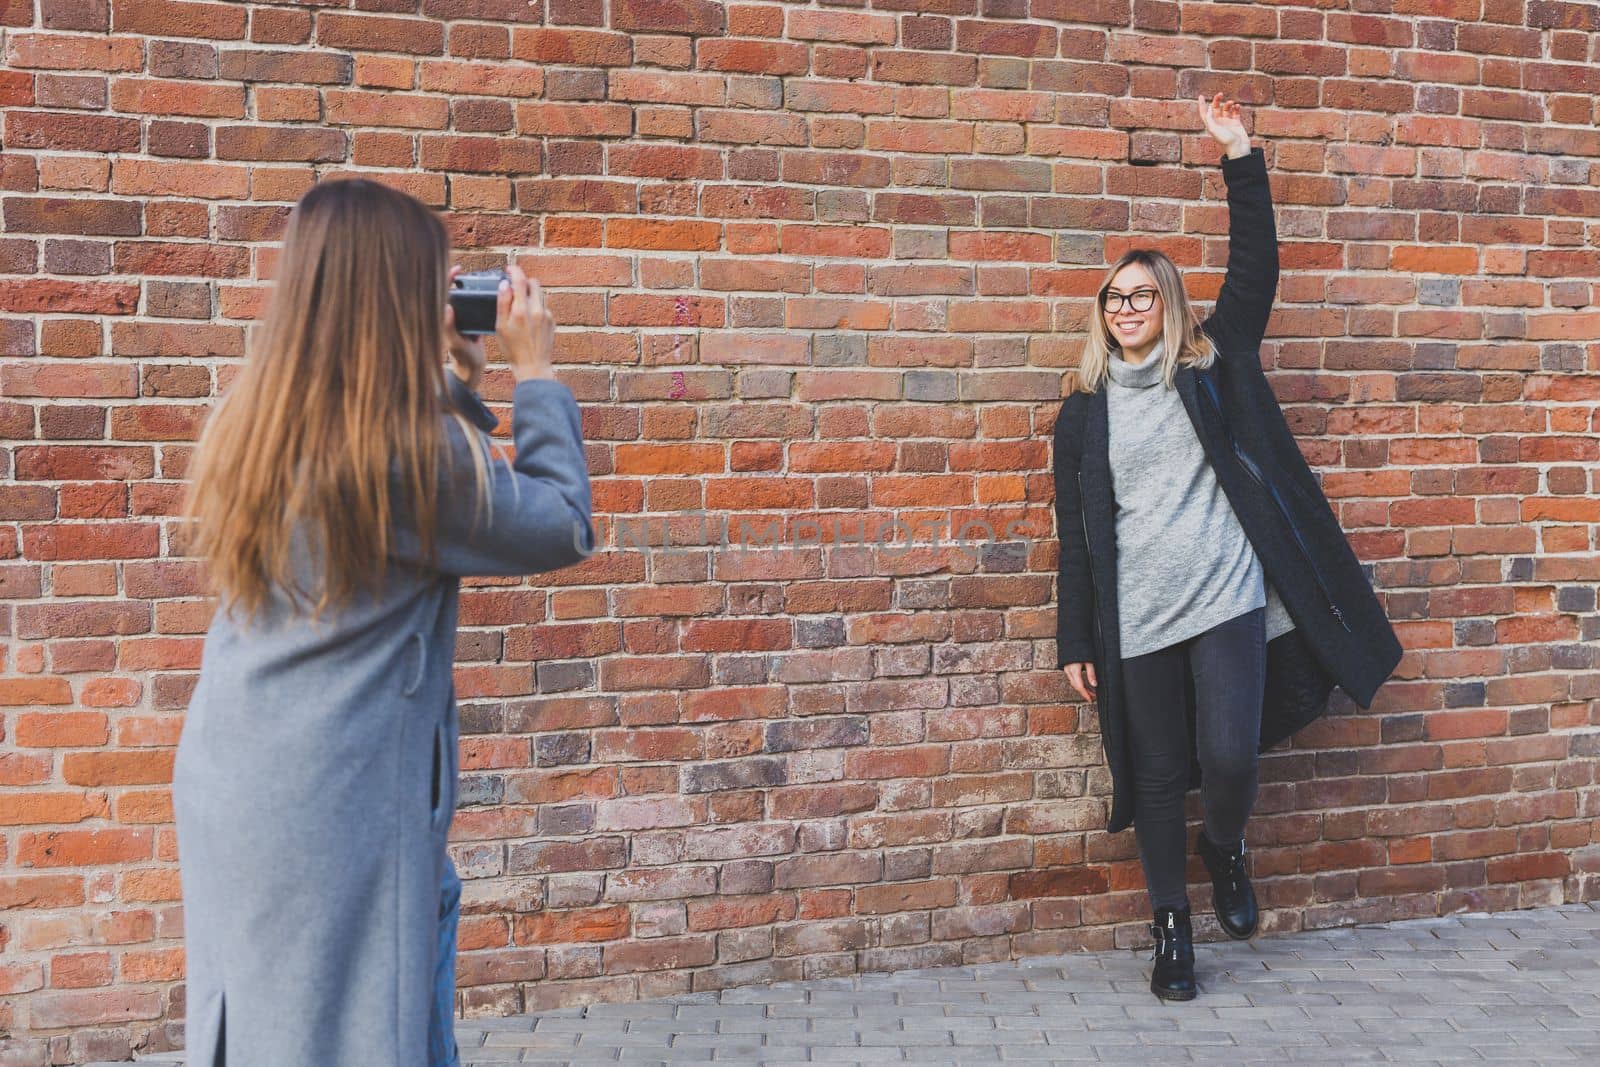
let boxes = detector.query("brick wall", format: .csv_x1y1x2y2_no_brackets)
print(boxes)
3,0,1600,1061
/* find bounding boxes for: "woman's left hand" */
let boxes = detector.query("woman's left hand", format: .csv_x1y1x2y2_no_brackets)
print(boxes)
445,265,487,392
1199,92,1251,159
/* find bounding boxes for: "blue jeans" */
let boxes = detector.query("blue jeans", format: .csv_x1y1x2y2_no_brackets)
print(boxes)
429,858,461,1067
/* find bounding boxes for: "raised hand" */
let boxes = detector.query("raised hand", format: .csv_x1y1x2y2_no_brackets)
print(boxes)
496,262,556,382
1199,92,1251,160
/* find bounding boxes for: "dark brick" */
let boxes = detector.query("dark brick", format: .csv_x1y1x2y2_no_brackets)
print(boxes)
42,239,111,276
535,732,591,767
536,660,596,693
612,0,724,35
4,112,139,152
148,120,210,159
149,41,220,79
3,198,142,237
216,126,347,162
145,281,211,320
683,758,787,793
41,0,109,31
765,717,868,753
218,49,353,84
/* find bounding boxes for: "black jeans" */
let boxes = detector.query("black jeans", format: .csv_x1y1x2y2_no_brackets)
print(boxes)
1121,608,1266,911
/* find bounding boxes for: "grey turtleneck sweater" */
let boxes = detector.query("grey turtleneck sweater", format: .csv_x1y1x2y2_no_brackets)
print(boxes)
1105,342,1294,658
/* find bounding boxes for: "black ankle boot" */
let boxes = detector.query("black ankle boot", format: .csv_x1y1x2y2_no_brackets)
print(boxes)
1149,905,1196,1001
1198,833,1258,939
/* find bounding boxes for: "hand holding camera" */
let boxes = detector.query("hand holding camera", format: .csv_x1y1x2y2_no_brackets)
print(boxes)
447,262,555,386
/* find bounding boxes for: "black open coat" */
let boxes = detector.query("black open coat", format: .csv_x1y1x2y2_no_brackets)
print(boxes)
1052,148,1402,835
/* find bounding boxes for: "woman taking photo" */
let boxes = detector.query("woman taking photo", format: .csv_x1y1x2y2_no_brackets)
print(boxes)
176,180,594,1065
1053,95,1401,1001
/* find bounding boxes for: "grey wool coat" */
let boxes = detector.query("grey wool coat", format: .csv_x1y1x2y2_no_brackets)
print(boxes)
1053,148,1403,835
174,377,594,1066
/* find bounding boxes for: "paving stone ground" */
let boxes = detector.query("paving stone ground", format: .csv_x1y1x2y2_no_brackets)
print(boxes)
118,903,1600,1066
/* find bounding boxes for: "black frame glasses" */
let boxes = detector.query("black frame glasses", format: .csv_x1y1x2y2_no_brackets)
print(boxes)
1101,288,1158,313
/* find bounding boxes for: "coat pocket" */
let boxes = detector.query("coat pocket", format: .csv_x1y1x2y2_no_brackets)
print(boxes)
430,718,450,829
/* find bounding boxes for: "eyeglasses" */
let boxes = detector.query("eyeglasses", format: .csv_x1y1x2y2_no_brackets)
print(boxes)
1101,288,1158,313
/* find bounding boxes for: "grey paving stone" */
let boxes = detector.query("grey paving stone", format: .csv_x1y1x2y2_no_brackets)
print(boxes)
134,903,1600,1066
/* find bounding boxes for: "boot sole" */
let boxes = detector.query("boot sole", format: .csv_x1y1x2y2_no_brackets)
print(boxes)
1151,983,1197,1002
1216,912,1257,940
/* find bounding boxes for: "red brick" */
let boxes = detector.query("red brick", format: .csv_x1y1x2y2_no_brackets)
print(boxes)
22,523,159,561
423,0,541,19
5,111,141,153
0,279,139,315
217,49,352,84
0,875,86,910
26,988,161,1027
216,126,347,163
111,0,245,38
326,90,450,129
606,219,721,251
6,33,145,71
612,0,724,35
514,27,633,66
0,678,73,707
15,602,151,640
856,879,958,914
317,13,444,55
61,751,174,787
16,829,153,868
16,712,111,747
869,52,975,89
1009,867,1110,898
2,197,140,236
41,1,110,32
47,951,111,988
3,364,137,399
110,78,245,118
420,135,542,174
698,39,808,75
514,905,630,945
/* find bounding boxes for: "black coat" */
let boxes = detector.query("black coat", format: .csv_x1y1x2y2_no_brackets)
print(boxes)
1052,148,1403,835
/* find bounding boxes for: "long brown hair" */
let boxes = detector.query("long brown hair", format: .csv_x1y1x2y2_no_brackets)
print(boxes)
187,179,455,617
1075,249,1216,393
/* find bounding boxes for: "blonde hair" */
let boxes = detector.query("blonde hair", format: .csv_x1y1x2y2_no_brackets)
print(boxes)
187,179,462,617
1075,249,1216,393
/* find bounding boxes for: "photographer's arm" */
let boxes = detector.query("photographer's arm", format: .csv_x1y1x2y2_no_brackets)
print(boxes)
410,261,592,576
428,378,596,577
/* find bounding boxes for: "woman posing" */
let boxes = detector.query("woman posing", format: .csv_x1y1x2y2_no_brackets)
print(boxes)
177,181,594,1065
1052,96,1402,1001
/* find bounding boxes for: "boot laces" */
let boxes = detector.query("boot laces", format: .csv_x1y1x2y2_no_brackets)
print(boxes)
1212,839,1248,884
1225,847,1248,887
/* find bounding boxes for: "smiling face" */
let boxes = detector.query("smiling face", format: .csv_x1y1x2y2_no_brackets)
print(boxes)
1101,262,1164,360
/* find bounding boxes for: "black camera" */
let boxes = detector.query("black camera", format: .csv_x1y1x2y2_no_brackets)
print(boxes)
448,269,506,336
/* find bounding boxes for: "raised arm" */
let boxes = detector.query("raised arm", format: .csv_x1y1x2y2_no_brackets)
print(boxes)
398,261,595,576
420,377,595,577
1197,94,1279,353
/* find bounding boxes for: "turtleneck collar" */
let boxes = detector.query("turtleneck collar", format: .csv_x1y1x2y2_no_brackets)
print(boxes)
1106,338,1166,389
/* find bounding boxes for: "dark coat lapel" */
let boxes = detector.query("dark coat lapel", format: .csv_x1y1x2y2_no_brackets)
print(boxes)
1173,364,1229,478
1078,387,1111,565
1075,387,1134,829
1078,387,1120,662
